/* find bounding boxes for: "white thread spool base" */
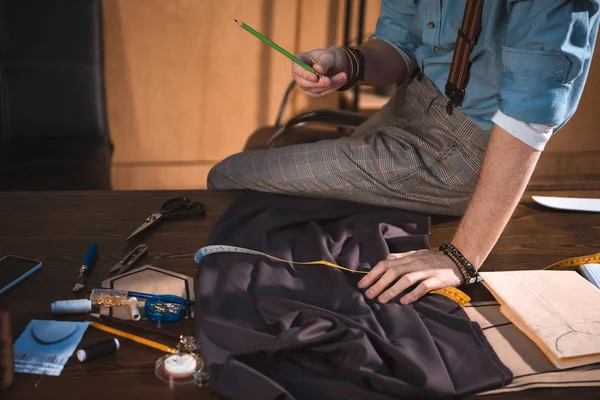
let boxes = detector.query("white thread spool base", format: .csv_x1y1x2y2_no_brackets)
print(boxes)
155,353,204,385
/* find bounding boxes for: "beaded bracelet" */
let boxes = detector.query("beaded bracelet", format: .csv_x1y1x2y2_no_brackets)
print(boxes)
439,242,482,285
337,46,365,91
444,250,470,285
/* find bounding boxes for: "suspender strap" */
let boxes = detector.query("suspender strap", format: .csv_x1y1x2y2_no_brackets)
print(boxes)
445,0,484,114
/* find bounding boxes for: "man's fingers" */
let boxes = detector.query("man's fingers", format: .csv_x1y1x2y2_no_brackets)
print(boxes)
305,85,343,98
294,70,346,90
306,72,346,93
386,251,418,260
320,72,346,88
364,268,401,300
298,73,347,98
293,54,319,82
313,62,329,75
312,52,335,75
294,74,332,89
293,65,319,83
358,257,419,290
296,51,333,81
297,51,319,66
378,271,428,304
399,277,443,305
357,260,389,289
293,49,345,99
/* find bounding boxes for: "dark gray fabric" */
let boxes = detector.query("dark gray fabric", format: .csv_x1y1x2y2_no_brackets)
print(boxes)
195,192,512,399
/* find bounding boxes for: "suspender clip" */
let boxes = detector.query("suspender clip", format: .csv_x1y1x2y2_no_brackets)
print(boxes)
445,82,464,115
457,29,477,48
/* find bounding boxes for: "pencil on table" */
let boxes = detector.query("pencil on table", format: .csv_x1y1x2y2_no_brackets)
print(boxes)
89,321,177,354
89,313,181,340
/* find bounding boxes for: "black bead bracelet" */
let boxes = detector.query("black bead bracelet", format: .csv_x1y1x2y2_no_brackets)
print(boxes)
444,250,470,285
439,242,481,285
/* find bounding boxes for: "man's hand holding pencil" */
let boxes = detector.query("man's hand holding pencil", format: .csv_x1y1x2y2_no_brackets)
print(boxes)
293,47,350,98
235,19,401,98
234,19,354,98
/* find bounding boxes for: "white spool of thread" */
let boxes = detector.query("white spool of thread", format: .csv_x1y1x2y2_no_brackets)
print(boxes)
51,299,92,315
128,297,141,321
163,354,198,377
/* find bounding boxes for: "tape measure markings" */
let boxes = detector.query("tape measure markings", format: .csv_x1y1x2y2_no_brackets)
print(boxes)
194,245,470,307
431,288,471,306
544,251,600,270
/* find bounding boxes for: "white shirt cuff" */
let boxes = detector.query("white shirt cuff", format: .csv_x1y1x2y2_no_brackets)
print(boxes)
491,110,556,151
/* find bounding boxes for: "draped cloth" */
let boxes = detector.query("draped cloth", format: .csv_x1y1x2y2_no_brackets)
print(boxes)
195,193,512,399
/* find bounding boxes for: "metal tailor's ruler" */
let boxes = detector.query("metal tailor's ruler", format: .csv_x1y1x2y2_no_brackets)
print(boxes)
544,251,600,270
194,245,471,307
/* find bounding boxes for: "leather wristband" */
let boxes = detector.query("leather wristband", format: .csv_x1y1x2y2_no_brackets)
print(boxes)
337,46,365,91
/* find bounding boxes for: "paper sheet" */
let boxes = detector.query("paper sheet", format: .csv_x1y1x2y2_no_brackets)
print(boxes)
464,302,600,395
532,196,600,212
480,270,600,368
13,320,89,376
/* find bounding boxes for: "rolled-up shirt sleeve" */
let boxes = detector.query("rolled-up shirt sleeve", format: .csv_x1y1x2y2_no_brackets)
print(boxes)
492,110,556,151
499,0,600,131
371,0,419,74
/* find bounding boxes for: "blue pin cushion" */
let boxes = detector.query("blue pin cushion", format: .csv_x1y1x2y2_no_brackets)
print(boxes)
144,295,187,324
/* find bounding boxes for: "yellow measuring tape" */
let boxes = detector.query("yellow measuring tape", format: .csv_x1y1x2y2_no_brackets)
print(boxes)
194,245,471,307
544,251,600,270
430,287,471,307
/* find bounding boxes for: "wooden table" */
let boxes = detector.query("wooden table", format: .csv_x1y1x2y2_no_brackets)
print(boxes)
1,189,599,399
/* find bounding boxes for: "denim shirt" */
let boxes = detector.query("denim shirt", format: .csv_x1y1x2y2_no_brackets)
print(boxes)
372,0,600,137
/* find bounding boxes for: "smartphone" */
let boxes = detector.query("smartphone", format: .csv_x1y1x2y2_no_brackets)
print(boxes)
0,255,42,295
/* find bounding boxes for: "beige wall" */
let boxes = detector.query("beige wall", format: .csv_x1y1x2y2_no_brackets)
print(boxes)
103,0,381,190
102,0,600,190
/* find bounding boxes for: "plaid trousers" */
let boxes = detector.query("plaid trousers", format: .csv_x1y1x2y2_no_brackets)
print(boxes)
208,73,490,216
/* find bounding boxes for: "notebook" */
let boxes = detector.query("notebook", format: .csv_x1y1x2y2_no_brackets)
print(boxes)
580,264,600,288
480,270,600,369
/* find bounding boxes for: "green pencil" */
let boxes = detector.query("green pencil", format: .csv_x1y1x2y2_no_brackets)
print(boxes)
234,19,323,77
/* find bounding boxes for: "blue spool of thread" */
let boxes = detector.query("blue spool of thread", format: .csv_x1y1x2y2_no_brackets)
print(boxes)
144,295,187,325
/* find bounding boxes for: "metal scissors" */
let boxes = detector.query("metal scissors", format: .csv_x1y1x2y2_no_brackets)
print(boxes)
109,244,148,275
124,197,206,242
